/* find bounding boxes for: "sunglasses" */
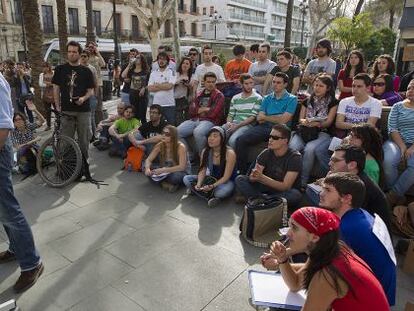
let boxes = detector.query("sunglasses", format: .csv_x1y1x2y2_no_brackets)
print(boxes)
162,131,171,137
269,134,284,140
372,82,385,87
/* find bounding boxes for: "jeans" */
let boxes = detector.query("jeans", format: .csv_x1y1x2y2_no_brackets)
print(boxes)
222,123,252,149
111,136,131,156
383,140,414,196
235,123,273,174
89,95,97,136
121,91,130,105
183,175,235,199
289,132,331,186
17,99,34,123
43,100,55,128
175,97,190,126
150,171,186,186
161,106,176,125
130,91,148,125
305,183,321,206
134,132,154,156
314,137,332,176
61,111,92,159
178,119,215,155
0,138,41,271
235,175,302,209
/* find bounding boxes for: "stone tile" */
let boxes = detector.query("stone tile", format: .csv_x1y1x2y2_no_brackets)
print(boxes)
31,216,82,245
63,182,117,207
113,237,248,311
62,195,136,227
69,286,145,311
5,251,133,310
48,218,136,262
105,217,196,268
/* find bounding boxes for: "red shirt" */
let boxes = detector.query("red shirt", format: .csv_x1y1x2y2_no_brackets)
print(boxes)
337,69,353,100
331,249,390,311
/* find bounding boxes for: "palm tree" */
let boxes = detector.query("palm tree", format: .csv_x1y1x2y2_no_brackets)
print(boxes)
20,0,44,111
56,0,68,63
284,0,294,48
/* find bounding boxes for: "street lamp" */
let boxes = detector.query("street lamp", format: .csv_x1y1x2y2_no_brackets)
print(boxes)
299,0,309,48
209,10,222,41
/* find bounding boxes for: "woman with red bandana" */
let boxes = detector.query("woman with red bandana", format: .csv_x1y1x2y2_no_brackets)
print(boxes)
261,207,389,311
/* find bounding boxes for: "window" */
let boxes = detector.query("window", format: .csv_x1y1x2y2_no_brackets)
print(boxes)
13,0,21,24
68,8,79,35
191,22,197,36
164,20,171,38
131,15,140,40
202,23,206,32
0,0,4,14
179,20,185,37
209,6,214,15
203,7,206,15
178,0,184,11
92,10,101,35
114,13,121,34
191,0,197,13
41,5,54,34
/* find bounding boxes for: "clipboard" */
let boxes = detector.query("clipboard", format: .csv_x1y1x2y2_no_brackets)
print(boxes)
248,270,306,310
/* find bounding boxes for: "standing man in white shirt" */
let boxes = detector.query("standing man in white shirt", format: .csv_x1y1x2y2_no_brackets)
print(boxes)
191,45,225,96
248,43,276,95
148,52,176,125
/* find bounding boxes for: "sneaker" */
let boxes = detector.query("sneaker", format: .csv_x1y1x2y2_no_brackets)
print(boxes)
208,197,221,208
13,262,44,293
186,188,194,196
0,250,16,264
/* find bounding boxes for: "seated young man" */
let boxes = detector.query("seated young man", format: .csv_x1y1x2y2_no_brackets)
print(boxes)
129,104,167,155
235,124,302,209
320,172,396,306
108,106,140,157
95,102,125,150
235,72,297,174
223,73,262,149
177,72,225,159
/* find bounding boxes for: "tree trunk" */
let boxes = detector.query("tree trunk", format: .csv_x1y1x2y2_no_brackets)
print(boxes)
354,0,364,17
284,0,294,48
56,0,68,63
306,33,318,58
85,0,96,43
389,7,394,29
171,0,181,63
20,0,44,112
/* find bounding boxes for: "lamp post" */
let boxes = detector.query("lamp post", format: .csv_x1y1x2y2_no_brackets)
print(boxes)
209,10,222,40
112,0,121,61
299,0,309,48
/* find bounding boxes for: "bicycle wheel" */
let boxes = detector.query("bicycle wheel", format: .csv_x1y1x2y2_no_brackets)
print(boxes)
36,135,83,187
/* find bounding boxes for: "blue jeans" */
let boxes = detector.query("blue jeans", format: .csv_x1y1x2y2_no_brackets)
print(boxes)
314,137,332,176
183,175,235,199
289,132,331,186
235,175,302,209
0,138,41,271
133,132,154,156
120,91,130,105
383,140,414,196
150,171,186,186
110,136,131,156
222,123,252,149
178,119,215,155
162,106,176,126
235,123,273,174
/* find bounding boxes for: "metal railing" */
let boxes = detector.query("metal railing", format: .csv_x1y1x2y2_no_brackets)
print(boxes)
229,12,266,24
230,0,266,9
229,29,265,38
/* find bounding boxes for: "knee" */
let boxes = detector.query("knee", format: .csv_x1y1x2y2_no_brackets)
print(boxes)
214,183,234,199
183,175,195,187
235,175,249,187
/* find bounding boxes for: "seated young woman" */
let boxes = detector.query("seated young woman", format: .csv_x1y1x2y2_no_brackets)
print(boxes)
348,123,383,185
372,73,403,106
289,73,338,187
144,125,189,192
11,100,45,174
261,207,389,311
183,126,237,208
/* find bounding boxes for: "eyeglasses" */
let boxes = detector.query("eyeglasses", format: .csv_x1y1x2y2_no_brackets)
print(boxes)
269,134,284,140
330,157,345,163
162,131,171,137
372,82,385,87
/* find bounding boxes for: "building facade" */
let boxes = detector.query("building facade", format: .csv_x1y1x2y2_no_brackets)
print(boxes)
396,0,414,75
0,0,200,61
198,0,310,47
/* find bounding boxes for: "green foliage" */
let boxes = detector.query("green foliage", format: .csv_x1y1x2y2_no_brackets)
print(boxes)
293,47,308,60
327,13,374,54
217,52,227,69
359,27,397,61
377,27,397,55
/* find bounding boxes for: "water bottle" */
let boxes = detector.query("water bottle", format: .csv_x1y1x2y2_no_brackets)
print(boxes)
127,163,132,172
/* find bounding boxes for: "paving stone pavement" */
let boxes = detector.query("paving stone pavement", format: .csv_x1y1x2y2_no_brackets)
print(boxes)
0,99,413,310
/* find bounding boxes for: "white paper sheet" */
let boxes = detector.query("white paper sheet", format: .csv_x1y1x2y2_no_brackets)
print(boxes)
249,270,306,310
328,137,343,151
372,214,397,265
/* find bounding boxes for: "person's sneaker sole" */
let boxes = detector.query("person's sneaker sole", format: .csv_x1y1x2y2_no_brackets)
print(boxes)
14,263,44,294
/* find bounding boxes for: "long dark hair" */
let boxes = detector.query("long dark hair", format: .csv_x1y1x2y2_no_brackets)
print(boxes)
308,73,336,108
373,54,395,78
130,53,149,73
304,231,354,297
343,50,365,79
373,73,394,95
177,56,193,80
199,128,227,176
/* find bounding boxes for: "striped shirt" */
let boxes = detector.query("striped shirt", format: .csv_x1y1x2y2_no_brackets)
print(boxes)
228,91,262,123
388,101,414,145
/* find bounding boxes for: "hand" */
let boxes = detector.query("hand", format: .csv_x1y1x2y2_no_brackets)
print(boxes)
194,184,202,191
139,88,146,97
116,135,123,142
249,168,263,182
145,167,152,176
256,112,266,123
152,168,165,175
399,145,408,161
76,97,86,105
380,99,388,106
260,252,279,271
198,107,209,114
393,205,408,225
201,184,214,192
299,118,307,125
270,241,289,263
405,145,414,160
25,100,36,111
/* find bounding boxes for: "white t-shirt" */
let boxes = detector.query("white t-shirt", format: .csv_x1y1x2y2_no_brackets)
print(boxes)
148,68,176,107
304,58,337,75
192,63,225,92
337,96,382,124
248,59,276,95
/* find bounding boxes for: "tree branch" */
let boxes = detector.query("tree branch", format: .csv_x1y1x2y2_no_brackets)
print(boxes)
159,0,176,24
127,0,151,26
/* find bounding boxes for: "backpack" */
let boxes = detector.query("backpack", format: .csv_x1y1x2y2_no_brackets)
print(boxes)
124,146,144,171
240,195,288,248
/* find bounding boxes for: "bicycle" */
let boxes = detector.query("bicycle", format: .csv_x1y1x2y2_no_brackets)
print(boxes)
36,109,83,187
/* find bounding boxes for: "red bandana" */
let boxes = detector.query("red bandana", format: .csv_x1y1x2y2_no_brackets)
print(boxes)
291,207,340,237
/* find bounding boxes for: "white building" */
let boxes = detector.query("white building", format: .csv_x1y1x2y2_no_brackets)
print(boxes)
198,0,310,47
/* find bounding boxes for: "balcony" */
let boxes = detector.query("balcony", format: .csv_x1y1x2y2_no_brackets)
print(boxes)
230,0,266,9
229,29,265,39
229,12,266,24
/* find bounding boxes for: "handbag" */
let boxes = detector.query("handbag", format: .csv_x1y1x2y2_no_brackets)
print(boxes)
190,175,218,201
296,124,320,143
240,194,288,248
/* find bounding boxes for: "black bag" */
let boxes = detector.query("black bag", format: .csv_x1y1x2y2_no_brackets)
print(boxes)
190,176,218,201
240,195,288,248
296,124,320,143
